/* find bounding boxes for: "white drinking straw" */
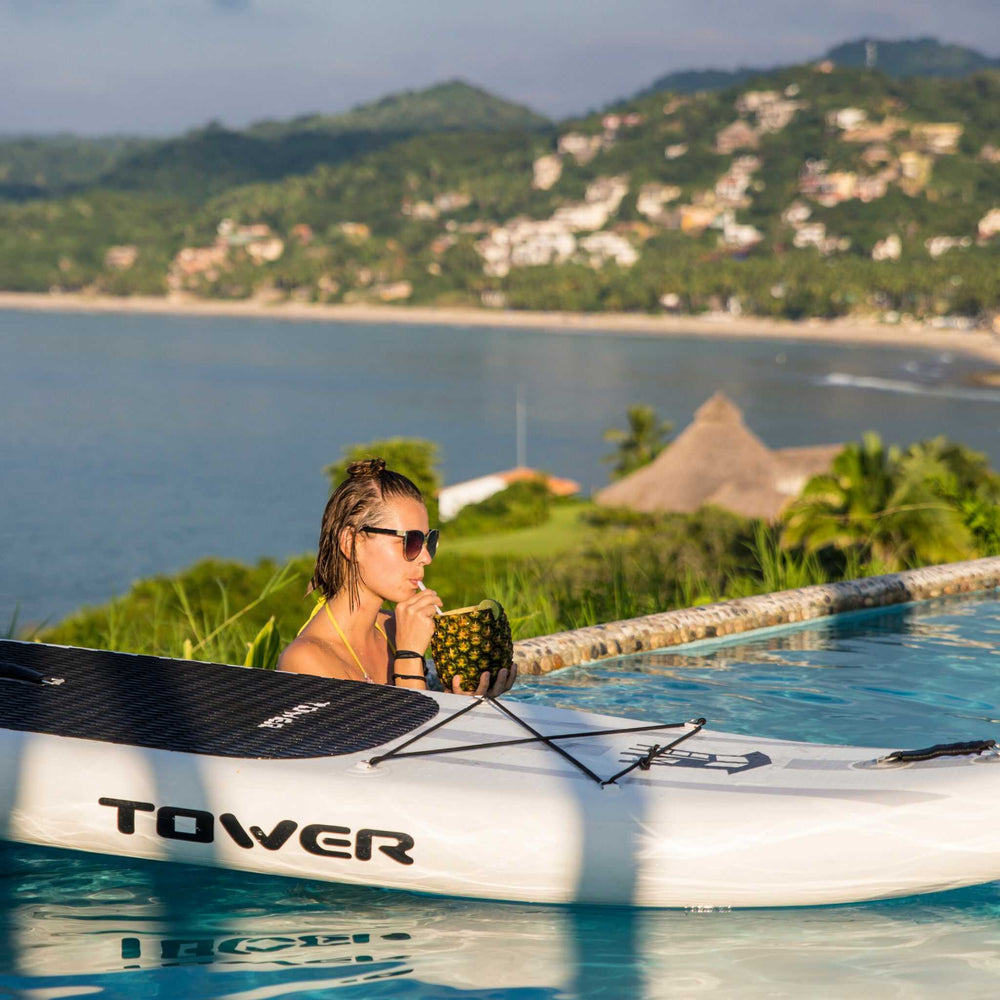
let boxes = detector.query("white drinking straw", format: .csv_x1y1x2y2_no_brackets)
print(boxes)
417,580,443,615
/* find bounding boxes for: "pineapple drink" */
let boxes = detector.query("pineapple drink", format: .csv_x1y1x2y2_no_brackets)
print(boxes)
429,599,514,692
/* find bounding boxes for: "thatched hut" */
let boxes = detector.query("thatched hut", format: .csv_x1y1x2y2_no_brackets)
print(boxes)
594,392,841,521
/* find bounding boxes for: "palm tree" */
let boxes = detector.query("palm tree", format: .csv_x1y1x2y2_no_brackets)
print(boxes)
901,437,999,502
602,404,674,482
901,436,1000,559
782,432,973,570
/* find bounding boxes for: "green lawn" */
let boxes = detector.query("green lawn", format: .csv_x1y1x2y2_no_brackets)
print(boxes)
442,502,601,558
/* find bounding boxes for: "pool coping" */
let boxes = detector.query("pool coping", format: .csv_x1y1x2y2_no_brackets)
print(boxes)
511,556,1000,675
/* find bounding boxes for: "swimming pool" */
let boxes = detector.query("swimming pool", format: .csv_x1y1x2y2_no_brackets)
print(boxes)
3,592,999,999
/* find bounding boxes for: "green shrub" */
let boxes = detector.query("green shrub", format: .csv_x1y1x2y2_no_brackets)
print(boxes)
446,479,552,537
324,438,441,524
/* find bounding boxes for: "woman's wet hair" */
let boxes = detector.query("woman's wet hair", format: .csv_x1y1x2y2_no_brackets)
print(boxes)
309,458,425,607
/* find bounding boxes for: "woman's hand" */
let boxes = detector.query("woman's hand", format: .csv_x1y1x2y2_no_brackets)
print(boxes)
393,586,442,654
451,661,518,698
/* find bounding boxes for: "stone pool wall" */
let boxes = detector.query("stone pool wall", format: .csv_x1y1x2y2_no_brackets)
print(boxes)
512,556,1000,675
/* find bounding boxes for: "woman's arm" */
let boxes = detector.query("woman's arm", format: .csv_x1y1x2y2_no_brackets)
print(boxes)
390,651,429,690
386,589,441,690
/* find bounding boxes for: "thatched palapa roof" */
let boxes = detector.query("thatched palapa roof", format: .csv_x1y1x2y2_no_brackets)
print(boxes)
595,392,841,521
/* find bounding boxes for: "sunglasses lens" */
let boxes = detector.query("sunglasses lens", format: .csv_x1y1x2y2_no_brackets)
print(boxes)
403,531,424,561
403,531,424,560
401,529,439,559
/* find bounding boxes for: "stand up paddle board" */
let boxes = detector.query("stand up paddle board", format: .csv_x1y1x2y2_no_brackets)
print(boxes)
3,639,1000,907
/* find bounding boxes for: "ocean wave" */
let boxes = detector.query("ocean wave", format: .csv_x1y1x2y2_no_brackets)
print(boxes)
818,372,1000,403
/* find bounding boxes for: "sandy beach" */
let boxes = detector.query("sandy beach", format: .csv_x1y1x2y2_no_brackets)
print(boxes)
3,291,1000,369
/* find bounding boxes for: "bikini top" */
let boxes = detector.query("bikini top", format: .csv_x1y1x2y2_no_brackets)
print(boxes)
297,597,395,684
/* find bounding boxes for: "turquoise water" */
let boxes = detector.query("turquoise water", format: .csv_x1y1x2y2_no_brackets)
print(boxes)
3,592,1000,998
3,307,1000,626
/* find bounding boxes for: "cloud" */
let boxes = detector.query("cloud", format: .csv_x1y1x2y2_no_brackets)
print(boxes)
212,0,250,10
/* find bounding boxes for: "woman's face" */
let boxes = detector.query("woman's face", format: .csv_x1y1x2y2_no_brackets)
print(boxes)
353,495,432,604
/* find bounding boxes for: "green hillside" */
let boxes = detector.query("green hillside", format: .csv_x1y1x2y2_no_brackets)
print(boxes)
98,123,416,200
0,134,153,199
826,38,1000,78
635,67,765,98
0,81,551,203
101,82,551,199
5,42,991,203
1,64,997,322
245,80,551,139
637,37,999,98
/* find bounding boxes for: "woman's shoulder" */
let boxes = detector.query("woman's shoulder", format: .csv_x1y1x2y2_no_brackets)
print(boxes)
278,634,349,679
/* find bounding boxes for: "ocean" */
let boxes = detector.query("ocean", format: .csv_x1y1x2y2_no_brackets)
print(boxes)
2,307,998,625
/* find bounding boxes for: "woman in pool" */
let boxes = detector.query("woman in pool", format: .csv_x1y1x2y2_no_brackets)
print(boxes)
279,458,516,695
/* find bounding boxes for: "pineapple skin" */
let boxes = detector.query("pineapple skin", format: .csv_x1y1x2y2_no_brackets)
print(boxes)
429,601,514,693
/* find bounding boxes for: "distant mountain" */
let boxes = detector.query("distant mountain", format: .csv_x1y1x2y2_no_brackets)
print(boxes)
0,134,153,199
826,37,1000,78
635,37,999,99
0,81,551,202
3,63,997,322
4,46,995,204
246,80,550,139
97,123,414,200
635,66,772,99
92,81,551,200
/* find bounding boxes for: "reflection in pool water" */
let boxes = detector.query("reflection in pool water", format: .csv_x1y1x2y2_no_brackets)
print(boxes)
2,593,1000,998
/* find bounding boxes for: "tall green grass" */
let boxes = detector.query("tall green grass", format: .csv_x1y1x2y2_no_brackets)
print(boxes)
472,525,836,638
39,558,304,667
30,512,897,659
171,561,297,665
4,605,21,641
723,524,829,598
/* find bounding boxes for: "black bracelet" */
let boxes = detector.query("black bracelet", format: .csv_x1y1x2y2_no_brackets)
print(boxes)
394,649,425,665
393,671,425,681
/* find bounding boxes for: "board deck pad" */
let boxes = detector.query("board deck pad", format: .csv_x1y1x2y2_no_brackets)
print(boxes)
0,641,439,759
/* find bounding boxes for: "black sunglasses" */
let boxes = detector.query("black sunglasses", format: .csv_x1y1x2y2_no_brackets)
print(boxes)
360,526,439,560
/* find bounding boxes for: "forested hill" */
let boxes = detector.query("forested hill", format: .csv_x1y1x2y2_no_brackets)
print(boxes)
0,134,154,200
825,38,1000,78
1,62,997,323
3,38,995,201
0,81,551,201
637,37,1000,98
244,80,551,140
99,82,552,199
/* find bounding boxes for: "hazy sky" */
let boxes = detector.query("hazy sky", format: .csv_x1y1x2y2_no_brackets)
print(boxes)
3,0,998,135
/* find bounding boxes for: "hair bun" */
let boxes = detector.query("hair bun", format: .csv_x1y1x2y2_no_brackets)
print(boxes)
347,457,386,478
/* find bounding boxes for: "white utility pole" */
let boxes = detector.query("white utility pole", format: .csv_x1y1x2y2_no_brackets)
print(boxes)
515,384,527,468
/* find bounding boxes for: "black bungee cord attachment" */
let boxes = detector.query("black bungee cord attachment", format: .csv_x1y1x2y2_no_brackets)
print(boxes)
0,659,64,686
600,718,706,786
367,695,707,788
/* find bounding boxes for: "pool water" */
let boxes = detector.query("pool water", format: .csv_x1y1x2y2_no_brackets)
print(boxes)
3,593,1000,999
513,593,1000,749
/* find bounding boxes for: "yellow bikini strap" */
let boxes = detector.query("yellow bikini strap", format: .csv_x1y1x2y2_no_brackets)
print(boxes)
296,594,328,637
322,602,371,682
298,595,394,679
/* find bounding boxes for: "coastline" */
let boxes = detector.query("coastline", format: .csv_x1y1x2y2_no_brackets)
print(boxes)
3,290,1000,368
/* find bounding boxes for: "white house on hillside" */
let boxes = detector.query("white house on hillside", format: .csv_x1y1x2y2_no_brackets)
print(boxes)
438,468,581,521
